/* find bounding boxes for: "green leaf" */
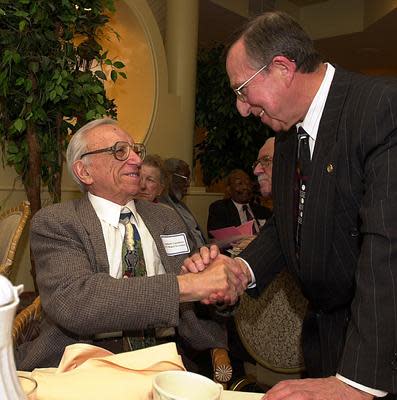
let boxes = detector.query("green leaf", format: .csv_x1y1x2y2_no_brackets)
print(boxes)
118,72,127,79
29,62,39,73
110,70,117,82
113,61,125,69
104,59,112,65
15,10,29,18
85,109,96,120
14,119,26,132
19,20,27,32
95,70,106,80
0,8,5,16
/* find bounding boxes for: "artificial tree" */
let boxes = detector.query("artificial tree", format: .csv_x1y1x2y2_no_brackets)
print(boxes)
0,0,126,289
195,45,272,186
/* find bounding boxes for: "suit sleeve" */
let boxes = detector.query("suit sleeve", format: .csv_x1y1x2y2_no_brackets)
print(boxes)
239,215,286,296
338,85,397,392
31,206,180,337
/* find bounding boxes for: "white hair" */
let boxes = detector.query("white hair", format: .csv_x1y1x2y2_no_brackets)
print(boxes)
66,118,117,191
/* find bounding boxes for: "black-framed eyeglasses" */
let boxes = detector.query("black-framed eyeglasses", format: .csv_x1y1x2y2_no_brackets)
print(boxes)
80,141,146,161
173,173,191,184
233,63,268,103
252,155,273,170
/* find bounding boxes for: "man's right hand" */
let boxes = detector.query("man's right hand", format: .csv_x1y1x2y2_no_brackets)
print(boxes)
181,244,221,273
177,254,250,305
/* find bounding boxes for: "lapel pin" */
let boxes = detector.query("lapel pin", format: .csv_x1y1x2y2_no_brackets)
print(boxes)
326,163,334,173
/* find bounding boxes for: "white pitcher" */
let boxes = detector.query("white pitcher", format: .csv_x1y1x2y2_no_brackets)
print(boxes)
0,274,26,399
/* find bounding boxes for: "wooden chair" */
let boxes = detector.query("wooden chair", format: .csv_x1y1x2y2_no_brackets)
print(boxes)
231,269,307,391
0,200,31,278
13,296,42,347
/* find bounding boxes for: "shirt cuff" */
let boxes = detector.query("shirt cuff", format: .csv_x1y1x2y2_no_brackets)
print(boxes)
336,374,387,397
235,257,256,289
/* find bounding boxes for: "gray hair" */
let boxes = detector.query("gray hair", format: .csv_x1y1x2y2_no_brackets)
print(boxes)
66,118,117,191
231,11,321,73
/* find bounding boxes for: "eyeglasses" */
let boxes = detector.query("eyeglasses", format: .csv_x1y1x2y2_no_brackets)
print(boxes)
233,63,268,103
80,141,146,161
252,155,273,170
173,173,191,184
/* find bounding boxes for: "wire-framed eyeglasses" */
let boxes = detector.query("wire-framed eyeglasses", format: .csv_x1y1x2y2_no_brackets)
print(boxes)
173,173,191,184
80,141,146,161
252,155,273,170
233,63,268,103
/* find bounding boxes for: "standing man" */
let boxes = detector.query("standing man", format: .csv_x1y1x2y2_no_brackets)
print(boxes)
16,119,245,371
185,10,397,399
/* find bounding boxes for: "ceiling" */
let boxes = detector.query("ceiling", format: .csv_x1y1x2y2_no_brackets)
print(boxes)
198,0,397,75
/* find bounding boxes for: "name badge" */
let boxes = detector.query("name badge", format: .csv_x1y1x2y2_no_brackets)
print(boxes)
160,233,190,256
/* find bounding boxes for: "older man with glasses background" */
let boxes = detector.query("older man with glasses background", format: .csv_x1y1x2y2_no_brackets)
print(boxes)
15,118,242,373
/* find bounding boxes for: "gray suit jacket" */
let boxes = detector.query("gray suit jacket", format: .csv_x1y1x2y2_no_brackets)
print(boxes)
241,67,397,392
17,196,226,370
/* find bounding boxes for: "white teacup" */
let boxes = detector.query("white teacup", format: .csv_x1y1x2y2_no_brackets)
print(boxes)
153,370,222,400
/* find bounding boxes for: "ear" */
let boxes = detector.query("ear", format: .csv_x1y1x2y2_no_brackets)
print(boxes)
272,55,296,86
73,160,93,186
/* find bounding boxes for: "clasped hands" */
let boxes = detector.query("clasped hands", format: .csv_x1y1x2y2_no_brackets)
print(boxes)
180,244,250,305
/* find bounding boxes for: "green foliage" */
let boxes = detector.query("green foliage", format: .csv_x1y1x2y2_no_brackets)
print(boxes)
0,0,127,204
195,45,272,186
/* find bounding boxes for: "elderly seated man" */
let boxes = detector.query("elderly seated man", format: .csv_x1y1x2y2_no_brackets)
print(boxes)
16,119,246,373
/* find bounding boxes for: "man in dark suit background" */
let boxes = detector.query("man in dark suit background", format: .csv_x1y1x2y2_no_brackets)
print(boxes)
207,169,271,238
16,119,245,371
184,10,397,400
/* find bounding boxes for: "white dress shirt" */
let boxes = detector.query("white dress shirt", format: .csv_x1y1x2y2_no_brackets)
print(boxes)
88,193,165,278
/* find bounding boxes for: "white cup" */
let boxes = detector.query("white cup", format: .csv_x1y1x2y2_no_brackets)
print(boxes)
153,370,222,400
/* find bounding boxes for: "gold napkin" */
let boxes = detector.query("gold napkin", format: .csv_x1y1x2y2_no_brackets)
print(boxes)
30,342,185,400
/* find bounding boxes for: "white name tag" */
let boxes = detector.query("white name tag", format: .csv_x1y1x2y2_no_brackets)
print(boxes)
160,233,190,256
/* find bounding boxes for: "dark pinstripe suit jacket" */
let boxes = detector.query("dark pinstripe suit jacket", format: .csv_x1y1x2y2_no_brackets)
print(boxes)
240,67,397,393
17,195,226,370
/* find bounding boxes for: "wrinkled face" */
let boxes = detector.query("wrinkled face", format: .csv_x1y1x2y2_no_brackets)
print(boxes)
228,171,253,204
226,39,295,132
254,138,274,197
138,165,164,202
73,124,142,205
170,162,191,200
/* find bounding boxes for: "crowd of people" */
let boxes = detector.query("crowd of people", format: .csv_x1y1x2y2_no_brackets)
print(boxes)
14,9,397,400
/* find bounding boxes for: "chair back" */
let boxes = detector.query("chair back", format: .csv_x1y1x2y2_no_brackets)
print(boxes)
0,200,30,277
234,269,307,373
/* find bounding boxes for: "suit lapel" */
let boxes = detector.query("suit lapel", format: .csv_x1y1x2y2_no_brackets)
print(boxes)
75,195,110,274
300,67,352,269
227,199,241,226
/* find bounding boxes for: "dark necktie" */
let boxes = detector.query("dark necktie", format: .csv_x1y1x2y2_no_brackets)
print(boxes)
119,208,146,278
242,204,258,234
295,127,311,251
119,208,155,350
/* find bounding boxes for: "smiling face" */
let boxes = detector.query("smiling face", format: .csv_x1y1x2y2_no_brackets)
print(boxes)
73,123,142,205
227,170,253,204
226,39,299,133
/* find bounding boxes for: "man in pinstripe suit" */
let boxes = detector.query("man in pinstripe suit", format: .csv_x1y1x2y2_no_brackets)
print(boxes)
185,11,397,400
16,119,247,371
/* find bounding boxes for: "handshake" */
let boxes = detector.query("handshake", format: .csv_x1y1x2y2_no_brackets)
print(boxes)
176,245,251,305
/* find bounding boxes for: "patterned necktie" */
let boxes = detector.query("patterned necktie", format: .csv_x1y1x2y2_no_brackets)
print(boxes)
119,207,155,350
119,208,146,278
295,126,311,251
242,204,258,234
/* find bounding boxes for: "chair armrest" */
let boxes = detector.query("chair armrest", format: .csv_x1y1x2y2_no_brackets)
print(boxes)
211,347,232,385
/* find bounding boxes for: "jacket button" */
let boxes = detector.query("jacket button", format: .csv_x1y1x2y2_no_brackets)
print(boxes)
391,353,397,371
349,228,359,237
326,163,334,173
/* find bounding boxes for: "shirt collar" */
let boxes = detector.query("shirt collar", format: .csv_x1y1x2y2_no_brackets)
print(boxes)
296,62,335,140
88,192,137,228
